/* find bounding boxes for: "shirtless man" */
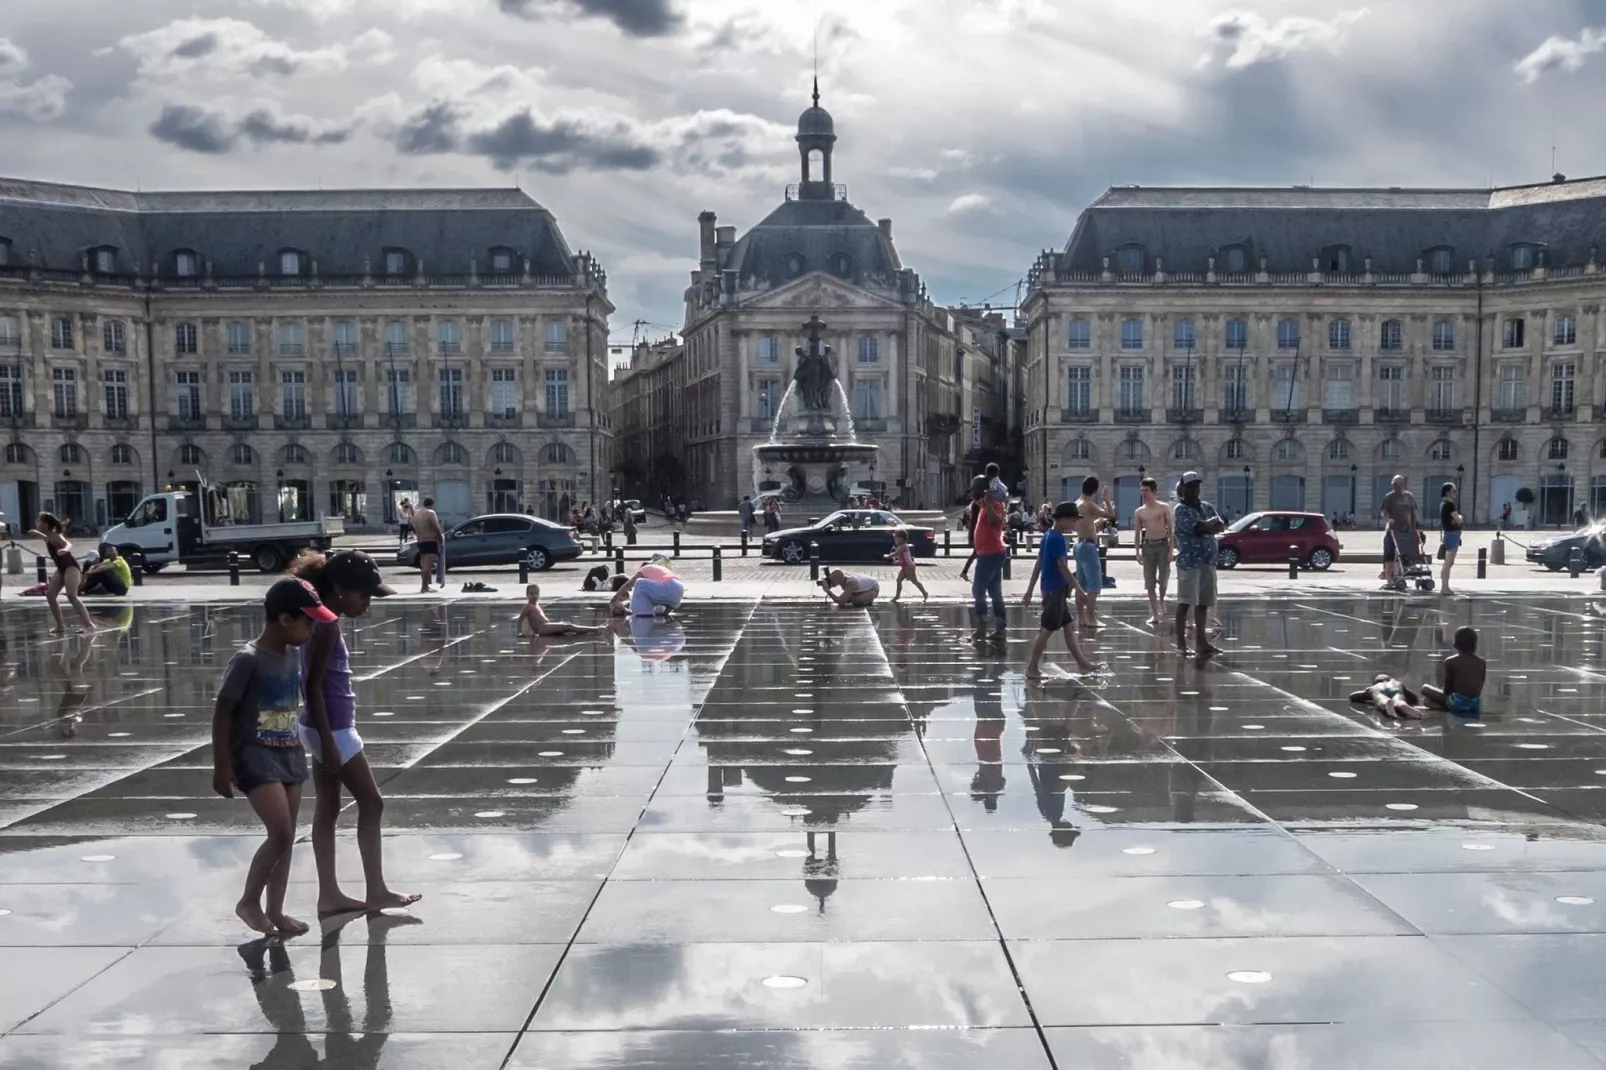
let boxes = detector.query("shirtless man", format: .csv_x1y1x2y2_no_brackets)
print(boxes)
410,497,442,594
1133,478,1174,627
1072,477,1115,631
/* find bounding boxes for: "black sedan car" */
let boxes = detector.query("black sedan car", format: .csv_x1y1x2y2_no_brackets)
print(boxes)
762,509,937,564
396,513,583,571
1525,521,1606,571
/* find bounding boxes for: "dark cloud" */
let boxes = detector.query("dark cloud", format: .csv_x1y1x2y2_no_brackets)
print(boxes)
148,103,233,154
239,108,350,145
395,100,466,155
498,0,682,38
248,54,300,77
168,33,218,59
465,109,659,172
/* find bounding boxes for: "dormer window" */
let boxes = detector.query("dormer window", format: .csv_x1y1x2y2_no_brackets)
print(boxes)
0,237,10,267
174,250,200,278
830,253,852,278
785,253,806,278
1511,244,1536,271
1426,246,1454,275
92,246,118,275
279,249,304,277
1117,245,1144,273
1320,245,1351,273
489,246,517,274
1222,245,1248,274
383,248,411,277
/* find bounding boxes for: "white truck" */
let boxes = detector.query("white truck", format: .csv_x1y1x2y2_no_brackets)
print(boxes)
102,484,344,573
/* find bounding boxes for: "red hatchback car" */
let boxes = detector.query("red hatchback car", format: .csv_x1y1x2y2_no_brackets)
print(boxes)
1217,511,1341,570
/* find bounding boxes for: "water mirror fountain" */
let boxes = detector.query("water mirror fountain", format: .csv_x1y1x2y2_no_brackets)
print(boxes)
753,314,879,512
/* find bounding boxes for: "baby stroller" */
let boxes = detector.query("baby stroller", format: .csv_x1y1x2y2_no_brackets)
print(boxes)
1383,528,1434,592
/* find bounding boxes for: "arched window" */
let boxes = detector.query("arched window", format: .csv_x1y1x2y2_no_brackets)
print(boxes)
1224,438,1246,460
333,441,361,465
492,442,519,464
110,443,133,465
178,444,204,466
1548,437,1570,461
1380,439,1403,461
1117,245,1144,273
59,443,84,464
232,443,255,465
1429,439,1454,462
1067,439,1091,461
1119,439,1149,463
1380,320,1404,351
1327,439,1350,461
4,442,30,464
1497,439,1520,462
387,442,415,465
1328,319,1351,350
1433,320,1455,351
1276,319,1300,350
1273,439,1302,462
1067,318,1090,349
1224,319,1247,350
1171,439,1200,461
543,442,571,464
436,441,466,465
282,444,309,465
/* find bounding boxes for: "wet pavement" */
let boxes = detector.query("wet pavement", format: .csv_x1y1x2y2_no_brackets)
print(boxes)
1,593,1606,1067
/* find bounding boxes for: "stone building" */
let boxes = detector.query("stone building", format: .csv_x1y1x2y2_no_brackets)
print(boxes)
679,86,966,510
1022,179,1606,527
609,337,685,502
0,179,612,533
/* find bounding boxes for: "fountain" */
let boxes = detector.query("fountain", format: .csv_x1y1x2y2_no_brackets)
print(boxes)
753,314,879,512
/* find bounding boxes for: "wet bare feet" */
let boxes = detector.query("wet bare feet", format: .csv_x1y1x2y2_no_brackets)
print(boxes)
236,901,275,935
268,912,309,936
365,889,422,911
317,892,368,919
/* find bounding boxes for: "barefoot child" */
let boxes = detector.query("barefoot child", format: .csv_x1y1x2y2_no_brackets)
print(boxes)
886,529,928,602
212,578,336,935
1420,626,1487,716
289,550,421,919
1021,501,1099,681
1349,673,1424,719
27,512,96,635
517,583,606,637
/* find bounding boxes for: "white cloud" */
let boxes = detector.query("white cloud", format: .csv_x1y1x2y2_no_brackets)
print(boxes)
1201,8,1368,69
888,166,938,181
947,193,994,215
0,38,71,122
1514,27,1606,83
116,17,392,82
244,0,456,17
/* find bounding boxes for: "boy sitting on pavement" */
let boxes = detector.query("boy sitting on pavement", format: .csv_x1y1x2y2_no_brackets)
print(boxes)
1419,626,1487,717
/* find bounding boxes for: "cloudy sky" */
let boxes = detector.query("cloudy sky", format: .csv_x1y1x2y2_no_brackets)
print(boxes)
4,0,1606,336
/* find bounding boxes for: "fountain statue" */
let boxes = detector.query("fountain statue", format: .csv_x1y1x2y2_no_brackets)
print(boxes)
753,315,880,512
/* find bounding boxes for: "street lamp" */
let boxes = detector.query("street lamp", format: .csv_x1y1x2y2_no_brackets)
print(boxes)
1350,463,1358,518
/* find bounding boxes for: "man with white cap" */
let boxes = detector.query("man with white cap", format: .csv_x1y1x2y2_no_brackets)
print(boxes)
1171,472,1224,659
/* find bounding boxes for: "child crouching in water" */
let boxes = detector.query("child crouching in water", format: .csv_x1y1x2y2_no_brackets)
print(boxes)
290,550,420,918
1420,626,1487,716
885,529,928,602
517,583,606,637
212,577,336,935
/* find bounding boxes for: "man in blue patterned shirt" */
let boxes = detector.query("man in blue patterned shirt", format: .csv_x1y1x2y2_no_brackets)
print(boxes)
1171,472,1224,658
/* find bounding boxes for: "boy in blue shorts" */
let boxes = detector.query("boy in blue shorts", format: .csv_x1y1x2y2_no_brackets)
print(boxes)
1420,626,1487,716
1022,501,1099,682
212,578,336,935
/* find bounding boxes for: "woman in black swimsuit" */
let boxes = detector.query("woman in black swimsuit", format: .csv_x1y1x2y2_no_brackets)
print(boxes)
27,512,96,635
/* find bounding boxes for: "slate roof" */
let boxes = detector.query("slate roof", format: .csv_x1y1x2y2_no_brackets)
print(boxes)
720,196,902,286
0,178,577,278
1060,177,1606,274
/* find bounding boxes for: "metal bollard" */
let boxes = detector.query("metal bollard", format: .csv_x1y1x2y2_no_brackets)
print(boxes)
809,541,821,582
603,528,612,550
1570,546,1586,578
740,530,749,557
35,555,46,584
944,528,951,557
713,545,723,582
228,551,240,586
613,546,624,576
673,530,681,558
1477,547,1487,580
518,554,529,585
1288,545,1300,579
1003,533,1013,581
130,551,144,587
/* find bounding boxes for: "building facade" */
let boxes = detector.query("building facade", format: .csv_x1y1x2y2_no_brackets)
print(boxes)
0,180,612,533
608,337,685,502
1022,180,1606,527
679,88,967,510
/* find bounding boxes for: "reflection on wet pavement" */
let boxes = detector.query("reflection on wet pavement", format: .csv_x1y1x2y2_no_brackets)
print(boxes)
2,594,1606,1066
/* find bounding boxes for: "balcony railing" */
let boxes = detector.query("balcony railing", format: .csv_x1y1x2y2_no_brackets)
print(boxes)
1220,405,1251,424
1166,407,1202,424
275,413,311,430
103,415,133,431
3,411,36,428
1490,407,1527,423
327,412,363,430
384,412,418,429
489,412,523,429
432,411,467,429
1322,408,1358,424
1374,408,1411,423
1425,407,1466,425
1060,407,1098,423
169,414,205,431
538,412,575,429
1270,409,1307,424
1544,405,1577,422
1113,407,1150,424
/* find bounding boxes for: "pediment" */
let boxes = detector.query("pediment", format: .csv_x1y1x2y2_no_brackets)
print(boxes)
739,273,901,311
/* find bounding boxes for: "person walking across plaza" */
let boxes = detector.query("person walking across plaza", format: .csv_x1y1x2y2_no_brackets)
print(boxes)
1073,477,1115,631
1438,482,1463,596
886,528,928,602
289,551,421,919
1022,501,1099,682
1172,473,1224,660
738,494,756,540
969,474,1008,641
397,498,413,547
1380,474,1419,590
1133,478,1174,627
410,498,442,593
212,577,335,935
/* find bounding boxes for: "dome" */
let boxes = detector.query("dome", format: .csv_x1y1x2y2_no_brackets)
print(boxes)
797,105,835,138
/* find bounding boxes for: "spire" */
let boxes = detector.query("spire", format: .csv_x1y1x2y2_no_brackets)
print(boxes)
812,75,819,109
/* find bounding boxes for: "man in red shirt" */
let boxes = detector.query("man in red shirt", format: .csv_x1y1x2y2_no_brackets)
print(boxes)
969,475,1008,641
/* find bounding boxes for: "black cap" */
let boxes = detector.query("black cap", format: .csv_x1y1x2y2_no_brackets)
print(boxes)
323,550,395,597
1053,501,1080,519
265,578,338,623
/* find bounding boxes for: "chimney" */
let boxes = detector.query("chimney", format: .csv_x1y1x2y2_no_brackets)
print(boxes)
878,218,893,239
1553,172,1567,184
715,225,736,247
698,211,717,270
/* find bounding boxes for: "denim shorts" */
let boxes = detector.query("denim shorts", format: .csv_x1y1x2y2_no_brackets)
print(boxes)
1443,530,1462,551
1073,540,1102,592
